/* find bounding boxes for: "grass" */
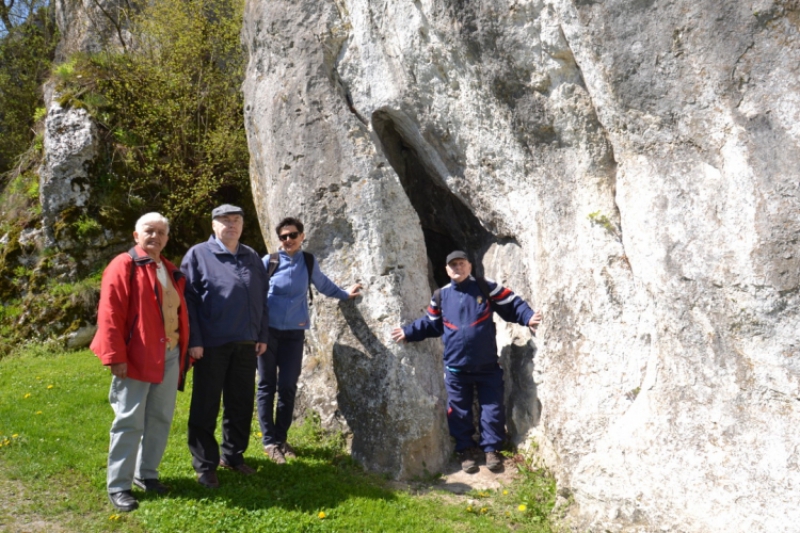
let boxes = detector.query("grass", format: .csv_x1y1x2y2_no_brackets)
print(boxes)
0,345,557,532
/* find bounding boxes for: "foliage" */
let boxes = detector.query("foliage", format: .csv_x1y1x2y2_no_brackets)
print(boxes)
588,210,618,237
0,2,57,175
52,0,262,252
0,347,561,532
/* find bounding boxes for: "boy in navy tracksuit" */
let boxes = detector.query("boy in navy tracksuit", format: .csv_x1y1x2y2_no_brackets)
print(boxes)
391,251,542,473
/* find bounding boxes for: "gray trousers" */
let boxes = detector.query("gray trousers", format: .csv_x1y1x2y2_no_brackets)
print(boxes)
107,346,180,493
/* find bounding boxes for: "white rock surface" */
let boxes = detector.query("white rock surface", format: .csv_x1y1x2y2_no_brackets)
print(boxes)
242,0,800,531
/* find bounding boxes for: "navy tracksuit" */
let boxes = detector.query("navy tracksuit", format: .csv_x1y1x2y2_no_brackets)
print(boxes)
402,276,535,452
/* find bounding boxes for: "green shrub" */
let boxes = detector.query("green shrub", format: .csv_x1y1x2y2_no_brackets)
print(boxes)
53,0,261,252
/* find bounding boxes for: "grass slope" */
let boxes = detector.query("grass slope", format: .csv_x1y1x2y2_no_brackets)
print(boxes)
0,345,556,532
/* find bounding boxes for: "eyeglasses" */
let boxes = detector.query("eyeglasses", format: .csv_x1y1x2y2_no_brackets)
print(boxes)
279,231,300,241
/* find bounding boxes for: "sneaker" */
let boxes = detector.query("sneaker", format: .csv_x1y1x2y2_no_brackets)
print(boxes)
133,477,170,494
457,448,480,474
281,442,297,459
108,490,139,512
485,451,504,472
264,444,286,464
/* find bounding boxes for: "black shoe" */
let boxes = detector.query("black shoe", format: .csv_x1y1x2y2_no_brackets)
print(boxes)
197,470,220,489
133,477,170,494
485,451,504,472
457,448,480,474
108,490,139,512
219,460,256,475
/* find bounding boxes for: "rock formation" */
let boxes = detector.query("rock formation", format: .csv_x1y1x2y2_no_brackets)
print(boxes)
242,0,800,531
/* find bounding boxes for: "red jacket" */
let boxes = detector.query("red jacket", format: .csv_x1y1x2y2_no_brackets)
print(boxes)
91,246,191,389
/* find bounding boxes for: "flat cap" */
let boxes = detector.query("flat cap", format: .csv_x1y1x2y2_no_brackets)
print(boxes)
211,204,244,219
445,250,469,264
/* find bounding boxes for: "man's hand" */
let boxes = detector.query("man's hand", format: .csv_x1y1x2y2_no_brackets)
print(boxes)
189,346,204,360
256,342,267,356
110,362,128,379
390,327,406,344
528,310,542,334
347,283,363,299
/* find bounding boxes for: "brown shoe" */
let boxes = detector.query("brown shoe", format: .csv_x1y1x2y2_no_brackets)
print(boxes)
219,460,256,475
485,451,504,472
457,448,480,474
197,470,220,489
281,442,297,459
264,444,286,464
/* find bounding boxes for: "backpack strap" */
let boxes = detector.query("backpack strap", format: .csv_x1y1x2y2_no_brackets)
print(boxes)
266,252,280,279
303,251,314,306
476,277,492,308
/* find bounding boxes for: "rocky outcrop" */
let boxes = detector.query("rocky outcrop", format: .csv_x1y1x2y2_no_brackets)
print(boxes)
243,0,800,531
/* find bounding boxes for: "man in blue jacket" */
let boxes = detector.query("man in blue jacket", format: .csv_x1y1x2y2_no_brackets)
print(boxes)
391,251,542,473
181,204,269,488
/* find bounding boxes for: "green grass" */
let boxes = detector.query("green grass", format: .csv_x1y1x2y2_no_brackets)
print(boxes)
0,345,557,532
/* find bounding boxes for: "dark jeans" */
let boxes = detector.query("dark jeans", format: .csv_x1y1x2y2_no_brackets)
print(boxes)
444,363,506,452
187,341,257,472
256,328,305,446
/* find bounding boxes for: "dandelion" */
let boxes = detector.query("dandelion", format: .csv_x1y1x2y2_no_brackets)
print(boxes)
12,434,18,438
466,506,473,512
317,511,326,519
505,511,511,517
256,431,263,438
47,385,54,389
480,507,488,514
23,393,31,399
502,489,509,495
518,504,527,512
35,411,42,415
109,514,120,521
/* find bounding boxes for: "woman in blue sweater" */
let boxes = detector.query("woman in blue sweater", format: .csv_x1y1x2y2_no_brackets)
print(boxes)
257,217,362,463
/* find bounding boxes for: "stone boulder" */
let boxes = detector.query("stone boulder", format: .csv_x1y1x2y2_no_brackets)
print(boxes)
242,0,799,531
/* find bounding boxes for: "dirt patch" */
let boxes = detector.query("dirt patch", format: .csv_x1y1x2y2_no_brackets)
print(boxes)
0,474,67,533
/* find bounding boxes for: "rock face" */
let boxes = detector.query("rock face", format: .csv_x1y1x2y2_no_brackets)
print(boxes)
242,0,799,531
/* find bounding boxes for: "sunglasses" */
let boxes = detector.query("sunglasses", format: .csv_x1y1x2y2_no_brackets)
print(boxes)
279,231,300,241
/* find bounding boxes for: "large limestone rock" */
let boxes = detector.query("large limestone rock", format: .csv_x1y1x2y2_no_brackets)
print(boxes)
242,0,799,530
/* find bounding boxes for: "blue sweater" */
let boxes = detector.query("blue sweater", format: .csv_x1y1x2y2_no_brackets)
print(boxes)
402,276,535,369
265,250,349,330
181,236,270,348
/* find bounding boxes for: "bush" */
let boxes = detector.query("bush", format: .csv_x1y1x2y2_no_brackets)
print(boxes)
53,0,261,252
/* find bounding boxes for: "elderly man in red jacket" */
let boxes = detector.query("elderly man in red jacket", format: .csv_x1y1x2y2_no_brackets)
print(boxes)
91,213,190,513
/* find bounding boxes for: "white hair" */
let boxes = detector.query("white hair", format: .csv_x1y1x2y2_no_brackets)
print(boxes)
135,212,170,234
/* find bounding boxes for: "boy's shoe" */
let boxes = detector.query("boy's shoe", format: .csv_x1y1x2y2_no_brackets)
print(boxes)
264,444,286,464
108,490,139,512
197,470,220,489
281,442,297,459
485,451,504,472
133,477,170,494
457,448,480,474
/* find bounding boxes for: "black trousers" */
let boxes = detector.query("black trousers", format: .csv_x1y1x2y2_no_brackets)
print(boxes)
187,341,257,472
256,328,305,446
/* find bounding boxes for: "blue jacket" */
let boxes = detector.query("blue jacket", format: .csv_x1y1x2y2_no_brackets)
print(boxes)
402,276,535,369
265,250,349,330
181,236,270,348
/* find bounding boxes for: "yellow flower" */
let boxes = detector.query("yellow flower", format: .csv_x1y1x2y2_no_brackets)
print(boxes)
23,393,31,399
35,411,42,415
47,385,54,389
503,489,509,495
518,504,527,512
256,432,263,438
466,506,473,512
480,507,488,514
109,514,120,521
505,511,511,517
12,434,18,438
317,511,326,519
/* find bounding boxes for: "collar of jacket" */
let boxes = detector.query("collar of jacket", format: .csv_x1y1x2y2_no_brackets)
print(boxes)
207,234,242,255
450,275,476,290
130,245,184,281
